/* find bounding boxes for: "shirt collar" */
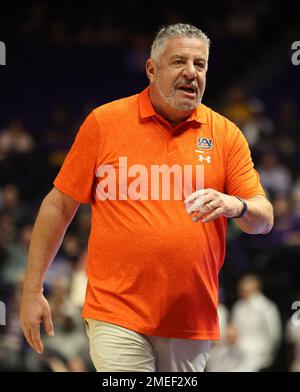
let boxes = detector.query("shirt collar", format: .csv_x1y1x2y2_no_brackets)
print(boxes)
138,86,208,125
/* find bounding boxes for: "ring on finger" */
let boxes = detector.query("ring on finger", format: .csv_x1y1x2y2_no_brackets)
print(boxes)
208,201,215,209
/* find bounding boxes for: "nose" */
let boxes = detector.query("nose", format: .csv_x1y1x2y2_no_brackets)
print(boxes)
182,62,197,79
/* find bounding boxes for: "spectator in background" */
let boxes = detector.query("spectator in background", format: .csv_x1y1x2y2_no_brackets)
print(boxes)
21,275,92,372
205,290,232,371
222,85,251,128
0,210,15,249
231,274,282,371
273,100,300,169
42,277,92,372
215,287,230,341
285,294,300,372
75,205,91,246
291,176,300,217
257,150,292,198
0,184,19,210
0,276,27,371
20,3,47,46
0,118,34,162
252,193,300,248
69,249,88,308
42,105,73,173
242,98,274,148
270,194,300,246
275,99,300,145
1,223,33,287
206,323,256,372
43,233,81,290
225,1,258,40
0,184,29,224
217,301,229,342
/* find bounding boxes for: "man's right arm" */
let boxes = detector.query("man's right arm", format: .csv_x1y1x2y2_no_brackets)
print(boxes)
20,187,80,354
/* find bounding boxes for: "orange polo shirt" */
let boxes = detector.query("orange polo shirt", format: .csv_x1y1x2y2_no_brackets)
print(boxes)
54,87,265,340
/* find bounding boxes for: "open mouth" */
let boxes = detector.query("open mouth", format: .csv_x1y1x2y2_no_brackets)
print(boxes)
177,84,197,99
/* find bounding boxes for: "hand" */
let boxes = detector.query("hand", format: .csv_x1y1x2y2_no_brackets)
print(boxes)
184,188,244,223
20,291,54,354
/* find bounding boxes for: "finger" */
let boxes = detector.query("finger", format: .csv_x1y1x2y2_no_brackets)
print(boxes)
190,204,212,219
23,326,33,347
186,196,214,214
191,209,208,222
23,326,37,352
186,199,205,213
43,308,54,336
191,207,223,223
31,324,43,354
184,189,208,204
184,193,197,204
202,207,223,223
192,214,201,222
207,200,216,210
200,198,221,216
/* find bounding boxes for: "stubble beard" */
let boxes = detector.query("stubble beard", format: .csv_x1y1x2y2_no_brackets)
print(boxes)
156,71,204,111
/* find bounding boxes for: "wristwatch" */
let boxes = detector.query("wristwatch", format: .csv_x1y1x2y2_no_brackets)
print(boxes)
232,196,248,218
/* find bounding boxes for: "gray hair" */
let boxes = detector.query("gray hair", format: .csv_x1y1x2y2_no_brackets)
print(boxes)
150,23,210,64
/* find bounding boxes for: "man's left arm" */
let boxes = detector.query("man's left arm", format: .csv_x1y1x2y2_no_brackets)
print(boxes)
184,190,273,235
233,195,273,235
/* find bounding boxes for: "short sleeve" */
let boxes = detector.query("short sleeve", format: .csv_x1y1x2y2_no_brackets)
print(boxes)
225,125,265,199
53,111,100,204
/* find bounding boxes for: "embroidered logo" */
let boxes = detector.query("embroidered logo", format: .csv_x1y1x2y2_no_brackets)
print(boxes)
198,155,211,163
196,137,213,150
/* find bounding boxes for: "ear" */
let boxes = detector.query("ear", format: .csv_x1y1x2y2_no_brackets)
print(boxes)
146,58,156,82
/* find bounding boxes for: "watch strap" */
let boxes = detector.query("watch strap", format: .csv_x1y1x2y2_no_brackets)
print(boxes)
232,196,248,218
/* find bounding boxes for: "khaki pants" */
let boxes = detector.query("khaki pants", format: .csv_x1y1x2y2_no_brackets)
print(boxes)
85,318,210,372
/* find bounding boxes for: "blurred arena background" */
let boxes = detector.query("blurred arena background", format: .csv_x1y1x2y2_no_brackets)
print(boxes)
0,0,300,372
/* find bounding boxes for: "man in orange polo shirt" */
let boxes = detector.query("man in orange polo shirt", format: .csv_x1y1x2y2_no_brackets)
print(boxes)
20,23,273,372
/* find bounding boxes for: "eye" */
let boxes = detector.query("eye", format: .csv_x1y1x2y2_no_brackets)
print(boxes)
195,62,205,70
172,59,184,65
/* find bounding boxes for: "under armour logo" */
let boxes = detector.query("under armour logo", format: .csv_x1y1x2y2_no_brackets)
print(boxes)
198,155,211,163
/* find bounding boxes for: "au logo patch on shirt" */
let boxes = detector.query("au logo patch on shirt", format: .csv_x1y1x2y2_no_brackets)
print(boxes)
197,137,213,150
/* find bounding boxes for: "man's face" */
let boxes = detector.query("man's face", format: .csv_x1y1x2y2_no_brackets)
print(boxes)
149,36,208,112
